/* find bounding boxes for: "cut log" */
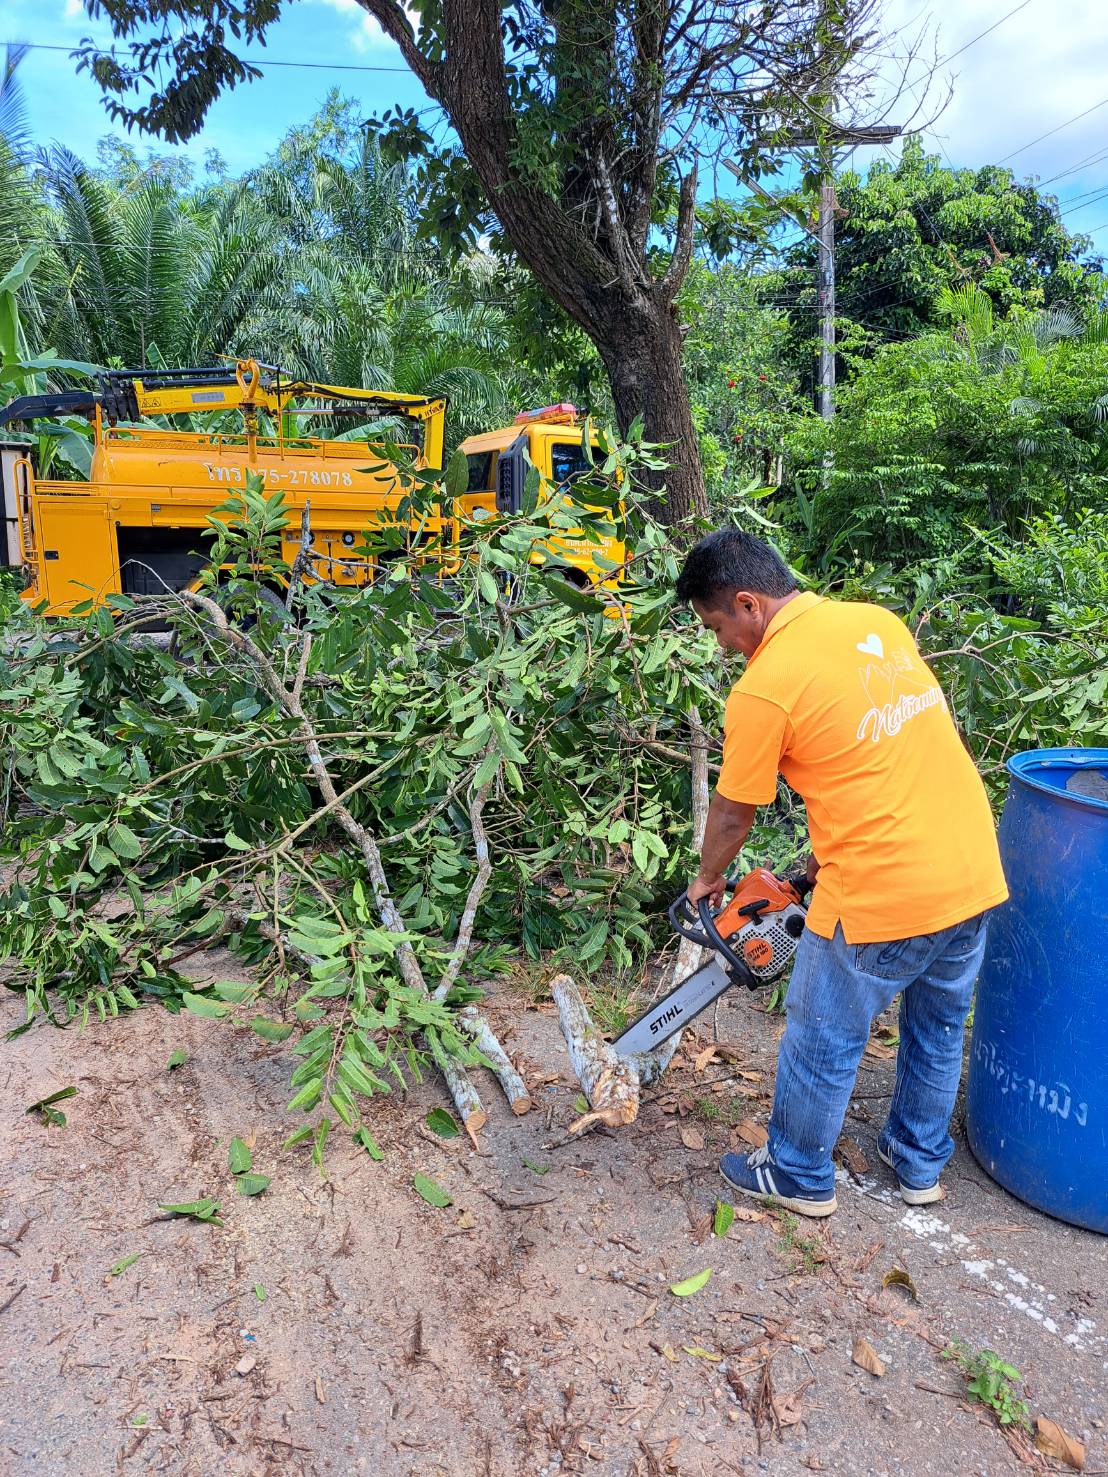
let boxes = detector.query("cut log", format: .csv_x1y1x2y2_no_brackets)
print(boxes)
460,1008,532,1115
551,973,643,1133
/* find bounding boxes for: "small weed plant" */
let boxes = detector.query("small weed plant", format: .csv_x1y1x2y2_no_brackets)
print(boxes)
942,1340,1032,1430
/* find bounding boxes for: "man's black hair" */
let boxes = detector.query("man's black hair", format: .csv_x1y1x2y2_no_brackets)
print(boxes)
675,529,797,608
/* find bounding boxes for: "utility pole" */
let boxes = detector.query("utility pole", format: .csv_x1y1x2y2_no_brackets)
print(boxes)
817,147,836,420
726,122,902,420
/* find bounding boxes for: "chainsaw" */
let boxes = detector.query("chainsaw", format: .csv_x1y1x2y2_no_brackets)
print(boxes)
612,868,810,1055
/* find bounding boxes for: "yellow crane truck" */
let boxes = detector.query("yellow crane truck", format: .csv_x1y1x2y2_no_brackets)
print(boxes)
456,403,626,590
0,375,625,615
0,359,450,615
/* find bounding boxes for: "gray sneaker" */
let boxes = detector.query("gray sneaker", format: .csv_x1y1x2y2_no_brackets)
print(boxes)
876,1142,945,1206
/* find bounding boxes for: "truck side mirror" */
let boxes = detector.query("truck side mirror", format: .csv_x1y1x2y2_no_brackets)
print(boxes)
496,437,526,514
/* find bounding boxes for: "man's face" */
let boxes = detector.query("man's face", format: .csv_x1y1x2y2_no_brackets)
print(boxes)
691,591,763,658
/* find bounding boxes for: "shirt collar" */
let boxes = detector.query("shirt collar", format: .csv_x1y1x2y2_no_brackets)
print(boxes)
749,591,824,664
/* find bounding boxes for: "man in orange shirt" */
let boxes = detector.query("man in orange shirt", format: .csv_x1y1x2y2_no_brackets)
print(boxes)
676,530,1007,1217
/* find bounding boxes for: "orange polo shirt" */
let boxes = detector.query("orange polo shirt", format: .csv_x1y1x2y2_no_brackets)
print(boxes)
716,592,1008,943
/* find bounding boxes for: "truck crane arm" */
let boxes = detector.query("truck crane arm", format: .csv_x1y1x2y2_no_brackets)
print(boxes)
0,359,445,428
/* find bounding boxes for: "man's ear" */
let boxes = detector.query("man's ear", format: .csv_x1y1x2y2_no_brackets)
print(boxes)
733,589,758,616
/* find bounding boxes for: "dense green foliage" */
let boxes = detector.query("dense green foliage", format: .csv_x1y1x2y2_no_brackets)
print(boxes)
0,442,735,1122
786,286,1108,564
774,138,1104,357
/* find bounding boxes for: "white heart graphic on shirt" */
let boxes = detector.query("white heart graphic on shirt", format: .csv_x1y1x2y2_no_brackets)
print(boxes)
856,633,884,659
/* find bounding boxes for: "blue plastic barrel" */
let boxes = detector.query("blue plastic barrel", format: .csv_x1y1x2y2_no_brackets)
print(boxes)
967,748,1108,1232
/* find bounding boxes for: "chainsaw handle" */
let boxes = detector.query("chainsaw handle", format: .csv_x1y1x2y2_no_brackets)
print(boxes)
666,885,761,992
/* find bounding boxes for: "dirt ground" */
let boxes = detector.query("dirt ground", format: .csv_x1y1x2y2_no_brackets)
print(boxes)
1,962,1105,1477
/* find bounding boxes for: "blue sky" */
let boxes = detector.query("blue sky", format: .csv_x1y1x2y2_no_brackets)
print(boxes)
5,0,1108,251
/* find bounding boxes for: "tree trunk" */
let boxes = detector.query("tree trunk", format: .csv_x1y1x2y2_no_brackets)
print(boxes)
596,297,709,525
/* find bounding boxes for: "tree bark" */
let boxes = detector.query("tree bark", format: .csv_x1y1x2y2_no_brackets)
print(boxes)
596,295,709,525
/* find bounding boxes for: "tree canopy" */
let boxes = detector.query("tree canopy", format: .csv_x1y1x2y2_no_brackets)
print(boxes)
72,0,887,521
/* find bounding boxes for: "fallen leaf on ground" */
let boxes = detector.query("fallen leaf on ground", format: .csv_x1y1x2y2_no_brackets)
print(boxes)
773,1378,812,1427
803,1457,825,1470
106,1253,140,1279
835,1135,870,1177
679,1124,705,1151
425,1108,459,1138
713,1200,734,1237
228,1137,252,1174
736,1119,768,1148
693,1045,718,1074
649,1340,679,1363
1034,1417,1085,1469
863,1037,896,1061
882,1267,919,1302
669,1268,712,1297
730,1206,766,1223
455,1208,476,1230
682,1345,722,1361
412,1174,452,1208
235,1173,271,1197
167,1050,187,1070
852,1336,886,1376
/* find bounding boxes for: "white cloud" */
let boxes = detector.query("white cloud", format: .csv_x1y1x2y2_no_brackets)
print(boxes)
306,0,391,54
876,0,1108,182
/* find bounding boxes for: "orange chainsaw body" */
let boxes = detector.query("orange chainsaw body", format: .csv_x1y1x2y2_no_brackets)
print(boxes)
713,868,808,979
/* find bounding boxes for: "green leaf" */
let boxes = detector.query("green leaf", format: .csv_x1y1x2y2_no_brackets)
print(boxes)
544,574,601,612
108,822,142,860
182,992,230,1020
228,1137,253,1174
670,1268,712,1297
522,1157,549,1175
223,831,252,852
713,1201,734,1238
425,1108,459,1138
282,1125,314,1150
167,1050,188,1070
412,1173,452,1208
250,1016,295,1042
235,1173,271,1197
26,1081,78,1110
254,1283,267,1302
478,569,499,604
107,1252,141,1278
444,447,469,501
573,1093,589,1113
355,1127,384,1161
159,1197,223,1225
286,1077,323,1112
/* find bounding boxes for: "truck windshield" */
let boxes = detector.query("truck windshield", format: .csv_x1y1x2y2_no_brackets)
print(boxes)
549,442,593,488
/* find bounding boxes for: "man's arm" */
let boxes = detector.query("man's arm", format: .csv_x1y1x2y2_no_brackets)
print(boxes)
688,794,757,908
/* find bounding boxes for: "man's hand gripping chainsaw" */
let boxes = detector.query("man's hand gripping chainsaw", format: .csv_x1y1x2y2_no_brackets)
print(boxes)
611,868,810,1055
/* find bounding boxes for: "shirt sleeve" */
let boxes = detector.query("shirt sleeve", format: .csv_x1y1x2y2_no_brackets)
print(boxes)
716,689,792,805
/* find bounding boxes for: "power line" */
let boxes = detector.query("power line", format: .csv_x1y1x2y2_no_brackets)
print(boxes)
998,93,1108,165
1060,184,1108,218
1035,143,1108,189
2,38,412,75
933,0,1035,70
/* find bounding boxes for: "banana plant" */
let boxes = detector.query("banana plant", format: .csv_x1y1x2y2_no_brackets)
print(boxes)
0,247,100,478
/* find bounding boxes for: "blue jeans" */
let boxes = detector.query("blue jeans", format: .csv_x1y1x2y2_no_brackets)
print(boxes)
768,914,989,1193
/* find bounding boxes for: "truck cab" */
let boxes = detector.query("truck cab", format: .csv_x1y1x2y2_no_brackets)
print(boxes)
456,405,626,588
